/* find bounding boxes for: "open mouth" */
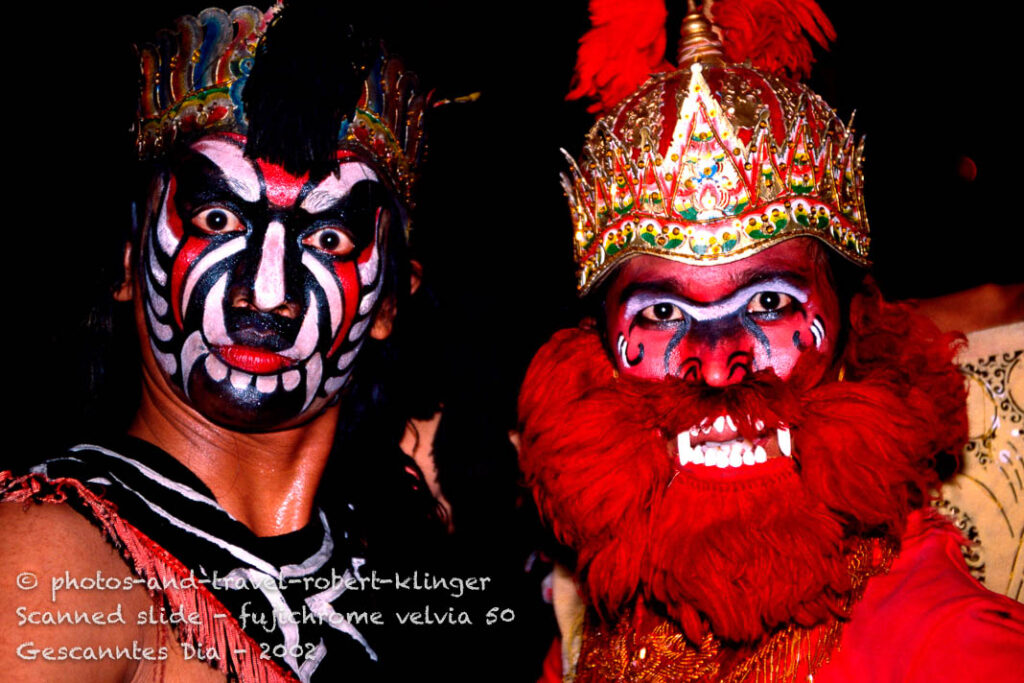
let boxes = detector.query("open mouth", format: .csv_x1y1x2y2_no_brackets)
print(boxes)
671,413,793,477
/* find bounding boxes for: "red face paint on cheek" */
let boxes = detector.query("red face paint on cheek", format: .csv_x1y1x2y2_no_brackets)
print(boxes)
605,240,842,386
170,236,211,328
329,259,361,356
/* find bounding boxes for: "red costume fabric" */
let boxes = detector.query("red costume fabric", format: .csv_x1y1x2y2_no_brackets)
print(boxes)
824,511,1024,682
538,511,1024,682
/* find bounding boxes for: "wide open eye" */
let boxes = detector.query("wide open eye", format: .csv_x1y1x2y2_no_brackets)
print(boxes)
639,302,684,323
746,291,794,316
191,207,245,235
302,227,355,257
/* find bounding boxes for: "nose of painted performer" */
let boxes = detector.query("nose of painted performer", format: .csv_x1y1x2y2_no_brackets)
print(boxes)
238,219,301,316
136,133,393,430
603,238,842,388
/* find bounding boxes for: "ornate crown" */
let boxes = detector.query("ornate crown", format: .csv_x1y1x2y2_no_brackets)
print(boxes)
564,4,868,294
134,4,427,205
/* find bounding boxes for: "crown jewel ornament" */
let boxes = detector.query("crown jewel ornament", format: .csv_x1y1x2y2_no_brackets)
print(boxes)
565,1,868,294
134,4,427,207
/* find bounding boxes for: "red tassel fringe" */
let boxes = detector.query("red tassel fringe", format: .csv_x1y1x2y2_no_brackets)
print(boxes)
0,472,297,683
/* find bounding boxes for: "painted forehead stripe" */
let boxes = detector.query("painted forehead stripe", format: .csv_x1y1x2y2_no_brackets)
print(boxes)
191,138,261,203
300,162,379,214
623,278,809,322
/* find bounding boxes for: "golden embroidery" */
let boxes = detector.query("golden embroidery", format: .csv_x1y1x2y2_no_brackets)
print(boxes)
575,538,895,682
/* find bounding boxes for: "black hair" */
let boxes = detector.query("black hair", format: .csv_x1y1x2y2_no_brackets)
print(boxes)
242,3,375,180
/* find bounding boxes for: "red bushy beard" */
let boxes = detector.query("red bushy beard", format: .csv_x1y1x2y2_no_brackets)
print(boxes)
518,288,966,644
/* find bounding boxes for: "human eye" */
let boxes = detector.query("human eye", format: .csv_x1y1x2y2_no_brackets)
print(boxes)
639,302,684,323
191,207,246,235
302,226,356,257
746,291,795,319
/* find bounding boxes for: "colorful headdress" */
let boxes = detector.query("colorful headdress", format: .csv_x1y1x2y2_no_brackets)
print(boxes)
134,4,427,207
564,0,868,294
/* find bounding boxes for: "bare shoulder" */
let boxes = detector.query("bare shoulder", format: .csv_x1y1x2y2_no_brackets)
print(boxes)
0,500,155,681
909,283,1024,334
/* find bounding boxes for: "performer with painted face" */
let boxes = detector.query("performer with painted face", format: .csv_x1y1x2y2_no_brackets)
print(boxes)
1,4,438,682
519,1,1024,681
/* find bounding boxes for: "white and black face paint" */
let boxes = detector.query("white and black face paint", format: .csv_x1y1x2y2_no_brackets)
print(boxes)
140,134,391,429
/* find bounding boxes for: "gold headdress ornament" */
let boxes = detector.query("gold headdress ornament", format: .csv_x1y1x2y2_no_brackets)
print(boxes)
133,4,427,207
564,0,868,294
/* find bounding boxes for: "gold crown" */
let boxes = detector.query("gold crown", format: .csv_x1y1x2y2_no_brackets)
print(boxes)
134,5,426,205
564,60,869,294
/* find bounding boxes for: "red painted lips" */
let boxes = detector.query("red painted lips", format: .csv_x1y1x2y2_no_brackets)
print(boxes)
215,345,294,373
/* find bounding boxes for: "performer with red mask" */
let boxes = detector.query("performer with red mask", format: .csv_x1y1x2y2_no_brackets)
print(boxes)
518,2,1024,680
1,4,442,682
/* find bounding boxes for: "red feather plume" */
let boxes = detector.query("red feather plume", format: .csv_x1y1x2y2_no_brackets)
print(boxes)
568,0,674,114
712,0,836,78
567,0,836,115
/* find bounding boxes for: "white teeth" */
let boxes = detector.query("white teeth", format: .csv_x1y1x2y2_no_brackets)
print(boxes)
690,426,700,437
777,427,792,457
713,416,726,433
282,369,301,391
230,370,252,390
676,436,782,470
702,423,713,435
256,374,278,394
755,419,765,432
725,415,737,431
677,431,692,466
205,354,228,382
